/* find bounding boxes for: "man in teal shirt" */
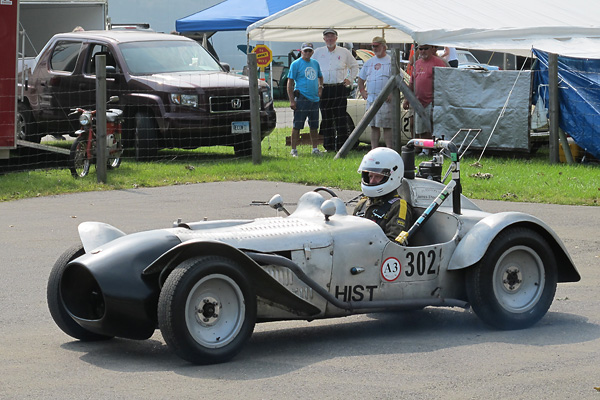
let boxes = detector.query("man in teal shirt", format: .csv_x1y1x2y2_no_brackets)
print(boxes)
287,42,324,157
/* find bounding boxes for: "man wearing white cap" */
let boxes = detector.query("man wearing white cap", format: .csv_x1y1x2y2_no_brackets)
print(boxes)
313,28,359,152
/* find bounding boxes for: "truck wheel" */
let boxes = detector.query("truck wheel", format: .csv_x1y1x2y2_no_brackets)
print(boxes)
466,227,558,330
69,136,93,178
17,102,40,143
134,112,158,161
233,134,252,157
47,244,113,341
158,256,256,364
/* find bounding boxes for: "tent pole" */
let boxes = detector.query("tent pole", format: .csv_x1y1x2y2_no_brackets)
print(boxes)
548,52,572,164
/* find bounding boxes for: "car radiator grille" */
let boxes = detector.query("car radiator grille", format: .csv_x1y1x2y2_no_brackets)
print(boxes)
209,95,250,113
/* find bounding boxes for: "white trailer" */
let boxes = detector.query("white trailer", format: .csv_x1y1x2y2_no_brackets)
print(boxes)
19,0,108,58
1,0,108,159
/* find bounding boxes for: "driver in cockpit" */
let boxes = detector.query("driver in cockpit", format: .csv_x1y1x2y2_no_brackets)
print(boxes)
353,147,414,243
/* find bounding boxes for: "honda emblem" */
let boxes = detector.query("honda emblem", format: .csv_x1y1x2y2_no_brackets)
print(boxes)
231,98,242,109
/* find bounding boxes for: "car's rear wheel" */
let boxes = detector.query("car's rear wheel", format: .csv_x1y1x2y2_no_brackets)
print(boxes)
158,255,256,364
47,244,113,341
466,227,557,330
134,112,158,161
16,102,40,143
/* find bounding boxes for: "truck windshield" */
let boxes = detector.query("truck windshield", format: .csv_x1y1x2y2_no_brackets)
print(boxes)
119,40,222,75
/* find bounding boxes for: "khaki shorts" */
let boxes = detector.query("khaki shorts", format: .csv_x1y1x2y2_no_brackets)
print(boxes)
366,100,392,129
414,103,432,135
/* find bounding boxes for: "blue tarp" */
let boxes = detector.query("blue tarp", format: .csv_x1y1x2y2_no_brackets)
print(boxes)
176,0,300,33
532,49,600,159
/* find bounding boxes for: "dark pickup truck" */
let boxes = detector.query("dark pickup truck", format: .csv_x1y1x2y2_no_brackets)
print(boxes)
17,30,276,158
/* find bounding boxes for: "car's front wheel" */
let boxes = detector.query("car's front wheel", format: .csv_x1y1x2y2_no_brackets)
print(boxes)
134,112,158,161
158,256,257,364
233,134,253,157
466,227,558,330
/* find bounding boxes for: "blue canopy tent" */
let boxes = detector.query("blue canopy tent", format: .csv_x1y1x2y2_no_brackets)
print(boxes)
533,49,600,160
176,0,300,33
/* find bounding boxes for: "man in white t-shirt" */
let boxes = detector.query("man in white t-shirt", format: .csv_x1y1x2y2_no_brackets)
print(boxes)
358,36,392,149
313,28,359,152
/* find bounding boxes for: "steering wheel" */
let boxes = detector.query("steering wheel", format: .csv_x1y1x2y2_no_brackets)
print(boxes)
313,187,338,197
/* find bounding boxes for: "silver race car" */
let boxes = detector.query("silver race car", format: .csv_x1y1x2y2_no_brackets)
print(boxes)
47,140,580,364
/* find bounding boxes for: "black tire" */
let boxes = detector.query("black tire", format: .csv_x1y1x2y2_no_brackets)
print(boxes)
345,112,359,150
134,112,158,161
69,135,93,178
158,255,257,364
465,227,558,330
16,102,40,143
47,244,113,341
107,155,121,169
233,134,252,157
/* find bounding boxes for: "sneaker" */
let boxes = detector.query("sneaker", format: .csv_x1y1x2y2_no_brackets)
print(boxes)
311,148,322,156
290,149,298,157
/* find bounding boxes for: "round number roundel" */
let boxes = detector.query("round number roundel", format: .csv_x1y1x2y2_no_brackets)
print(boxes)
381,257,401,282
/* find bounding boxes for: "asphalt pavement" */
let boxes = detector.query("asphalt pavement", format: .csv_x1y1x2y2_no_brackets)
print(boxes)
1,181,599,399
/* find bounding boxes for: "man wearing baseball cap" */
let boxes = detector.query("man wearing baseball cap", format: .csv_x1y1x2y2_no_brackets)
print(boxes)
313,28,359,152
358,36,393,149
287,42,324,157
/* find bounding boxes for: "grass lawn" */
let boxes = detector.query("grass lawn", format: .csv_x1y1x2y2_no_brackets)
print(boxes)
1,127,598,206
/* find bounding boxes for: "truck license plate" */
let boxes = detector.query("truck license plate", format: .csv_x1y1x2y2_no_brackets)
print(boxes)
231,121,250,134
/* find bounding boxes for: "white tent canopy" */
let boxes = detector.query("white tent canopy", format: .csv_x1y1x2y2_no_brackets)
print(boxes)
247,0,600,57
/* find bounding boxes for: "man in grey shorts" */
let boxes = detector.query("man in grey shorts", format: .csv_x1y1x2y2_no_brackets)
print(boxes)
287,42,324,157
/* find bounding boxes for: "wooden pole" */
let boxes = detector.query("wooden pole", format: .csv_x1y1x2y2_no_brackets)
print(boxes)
391,48,401,152
95,54,107,183
548,52,560,164
335,75,396,159
247,53,262,164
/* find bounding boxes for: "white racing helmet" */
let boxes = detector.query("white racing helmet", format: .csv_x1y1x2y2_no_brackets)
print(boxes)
358,147,404,197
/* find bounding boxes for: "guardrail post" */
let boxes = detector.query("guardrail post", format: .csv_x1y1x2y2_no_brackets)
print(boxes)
96,54,107,183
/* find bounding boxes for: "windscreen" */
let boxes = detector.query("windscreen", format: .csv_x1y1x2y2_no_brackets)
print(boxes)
119,40,222,75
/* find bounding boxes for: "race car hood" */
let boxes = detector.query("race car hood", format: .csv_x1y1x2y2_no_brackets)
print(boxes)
170,192,350,252
172,216,334,252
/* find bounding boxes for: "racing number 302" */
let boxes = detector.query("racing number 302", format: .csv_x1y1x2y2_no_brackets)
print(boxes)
405,250,437,277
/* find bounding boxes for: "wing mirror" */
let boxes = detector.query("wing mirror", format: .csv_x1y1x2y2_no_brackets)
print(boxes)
268,194,290,216
220,62,231,73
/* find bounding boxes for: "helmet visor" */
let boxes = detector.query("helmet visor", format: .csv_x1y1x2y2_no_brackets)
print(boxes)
361,169,391,186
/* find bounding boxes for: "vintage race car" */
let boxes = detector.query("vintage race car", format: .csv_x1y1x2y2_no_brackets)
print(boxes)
47,140,580,364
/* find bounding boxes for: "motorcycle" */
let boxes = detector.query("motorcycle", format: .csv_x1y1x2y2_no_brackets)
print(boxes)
68,96,124,178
